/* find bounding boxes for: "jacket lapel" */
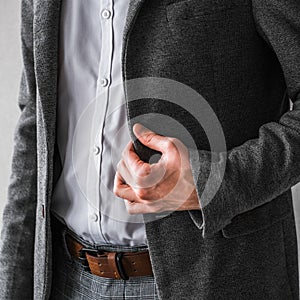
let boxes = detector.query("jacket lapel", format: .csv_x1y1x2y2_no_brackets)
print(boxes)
122,0,147,78
33,0,62,149
124,0,147,39
32,2,62,299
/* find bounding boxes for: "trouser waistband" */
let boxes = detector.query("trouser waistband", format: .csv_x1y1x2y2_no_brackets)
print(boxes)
51,214,152,280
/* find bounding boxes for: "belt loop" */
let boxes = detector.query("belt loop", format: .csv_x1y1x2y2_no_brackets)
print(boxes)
78,248,92,272
107,252,122,279
116,253,129,280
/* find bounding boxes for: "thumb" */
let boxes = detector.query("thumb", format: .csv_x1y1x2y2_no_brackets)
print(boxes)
133,123,169,153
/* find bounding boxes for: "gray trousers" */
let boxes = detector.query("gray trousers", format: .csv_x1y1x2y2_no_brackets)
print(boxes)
50,217,159,300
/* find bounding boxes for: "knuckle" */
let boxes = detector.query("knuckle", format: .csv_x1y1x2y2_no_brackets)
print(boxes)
135,168,143,178
136,189,148,200
166,138,175,150
168,137,176,144
135,177,144,187
135,166,150,178
113,188,121,197
144,133,154,144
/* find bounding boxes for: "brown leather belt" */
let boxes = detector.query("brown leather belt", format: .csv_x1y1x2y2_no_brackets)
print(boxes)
65,234,153,280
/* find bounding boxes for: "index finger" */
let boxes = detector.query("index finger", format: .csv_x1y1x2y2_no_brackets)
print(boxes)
122,141,151,177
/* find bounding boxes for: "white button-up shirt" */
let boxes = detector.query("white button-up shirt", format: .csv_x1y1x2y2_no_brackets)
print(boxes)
51,0,147,246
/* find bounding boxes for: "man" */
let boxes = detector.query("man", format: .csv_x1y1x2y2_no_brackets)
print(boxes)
1,0,300,299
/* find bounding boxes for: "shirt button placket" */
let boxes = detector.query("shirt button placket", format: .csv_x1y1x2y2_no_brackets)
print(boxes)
91,0,114,243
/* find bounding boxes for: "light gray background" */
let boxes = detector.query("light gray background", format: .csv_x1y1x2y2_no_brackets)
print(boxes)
0,0,22,225
1,0,300,274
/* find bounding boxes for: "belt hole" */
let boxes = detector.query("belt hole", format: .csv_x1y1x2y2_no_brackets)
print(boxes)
131,261,136,265
99,263,102,267
134,269,137,272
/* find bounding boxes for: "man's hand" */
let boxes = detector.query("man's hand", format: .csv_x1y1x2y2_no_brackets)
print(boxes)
113,123,201,215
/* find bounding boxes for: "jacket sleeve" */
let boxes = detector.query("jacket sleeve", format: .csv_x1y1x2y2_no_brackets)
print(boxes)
188,0,300,238
0,0,37,298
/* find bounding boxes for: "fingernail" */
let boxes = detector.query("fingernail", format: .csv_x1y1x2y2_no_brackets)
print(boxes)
133,123,147,135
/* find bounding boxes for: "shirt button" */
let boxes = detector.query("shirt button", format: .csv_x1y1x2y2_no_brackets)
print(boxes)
89,213,98,222
93,146,101,155
100,78,109,87
101,9,111,19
